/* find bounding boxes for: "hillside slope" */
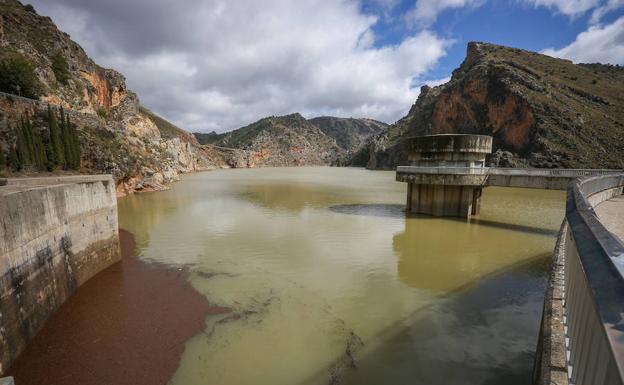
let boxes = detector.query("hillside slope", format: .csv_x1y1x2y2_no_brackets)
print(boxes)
214,113,345,167
366,42,624,169
203,114,385,167
0,0,239,194
308,117,387,154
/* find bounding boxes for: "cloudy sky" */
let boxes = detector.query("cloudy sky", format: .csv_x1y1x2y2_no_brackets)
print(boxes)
28,0,624,133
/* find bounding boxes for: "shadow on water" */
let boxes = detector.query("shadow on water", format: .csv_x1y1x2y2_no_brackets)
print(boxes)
303,254,551,385
345,255,550,385
329,204,406,218
329,204,557,237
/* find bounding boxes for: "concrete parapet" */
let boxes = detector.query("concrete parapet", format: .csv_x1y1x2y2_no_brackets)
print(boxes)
397,171,487,186
0,175,120,375
533,223,569,385
0,175,113,187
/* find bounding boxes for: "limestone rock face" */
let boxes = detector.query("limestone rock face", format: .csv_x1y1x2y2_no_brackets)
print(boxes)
365,42,624,169
0,0,241,195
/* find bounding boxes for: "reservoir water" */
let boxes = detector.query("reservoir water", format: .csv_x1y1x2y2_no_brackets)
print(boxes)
117,167,565,385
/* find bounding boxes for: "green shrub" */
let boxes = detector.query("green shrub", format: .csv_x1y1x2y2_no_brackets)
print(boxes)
97,107,108,119
0,54,43,99
51,52,71,85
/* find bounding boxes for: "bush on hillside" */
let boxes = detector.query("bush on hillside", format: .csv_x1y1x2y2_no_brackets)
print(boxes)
0,54,43,99
51,52,71,85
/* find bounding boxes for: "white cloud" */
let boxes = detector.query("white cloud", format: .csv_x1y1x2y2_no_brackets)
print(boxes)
541,16,624,64
523,0,601,17
406,0,486,26
29,0,452,132
590,0,624,23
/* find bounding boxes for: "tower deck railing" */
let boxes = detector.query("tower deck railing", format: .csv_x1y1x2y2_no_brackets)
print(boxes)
397,166,622,178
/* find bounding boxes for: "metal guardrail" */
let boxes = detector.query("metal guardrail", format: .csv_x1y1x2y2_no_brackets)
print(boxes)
561,174,624,385
396,166,623,178
0,90,40,103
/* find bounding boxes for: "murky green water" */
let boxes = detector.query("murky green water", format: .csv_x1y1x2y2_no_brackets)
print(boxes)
117,167,565,385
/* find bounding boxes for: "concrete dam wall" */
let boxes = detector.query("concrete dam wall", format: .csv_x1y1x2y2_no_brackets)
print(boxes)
0,175,121,374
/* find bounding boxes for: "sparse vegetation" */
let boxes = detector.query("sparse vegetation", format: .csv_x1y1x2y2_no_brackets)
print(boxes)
97,107,108,119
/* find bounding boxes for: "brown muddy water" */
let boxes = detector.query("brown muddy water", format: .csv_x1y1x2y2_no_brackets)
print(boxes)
9,167,565,385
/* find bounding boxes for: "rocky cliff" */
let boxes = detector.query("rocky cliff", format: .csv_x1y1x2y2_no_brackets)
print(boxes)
366,42,624,169
0,0,239,195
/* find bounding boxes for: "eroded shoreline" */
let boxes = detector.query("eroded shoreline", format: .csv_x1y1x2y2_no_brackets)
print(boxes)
7,229,229,385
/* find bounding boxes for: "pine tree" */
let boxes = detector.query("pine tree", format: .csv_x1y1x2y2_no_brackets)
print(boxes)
0,148,5,170
8,145,19,171
67,115,81,169
32,127,48,171
22,115,46,170
16,120,32,168
60,108,73,170
70,122,81,169
47,105,65,169
22,116,34,163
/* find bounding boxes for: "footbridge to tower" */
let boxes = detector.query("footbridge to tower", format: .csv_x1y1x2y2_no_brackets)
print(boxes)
396,134,622,217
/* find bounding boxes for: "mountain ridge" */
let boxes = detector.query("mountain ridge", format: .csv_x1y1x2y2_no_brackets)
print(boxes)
193,114,387,166
364,42,624,170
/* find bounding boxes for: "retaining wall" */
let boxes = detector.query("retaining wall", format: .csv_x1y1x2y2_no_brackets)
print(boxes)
0,175,120,374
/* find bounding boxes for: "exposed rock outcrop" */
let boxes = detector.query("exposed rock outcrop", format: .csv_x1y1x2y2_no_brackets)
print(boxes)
365,42,624,169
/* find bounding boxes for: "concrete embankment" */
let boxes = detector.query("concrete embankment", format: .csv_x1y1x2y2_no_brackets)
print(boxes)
0,175,120,375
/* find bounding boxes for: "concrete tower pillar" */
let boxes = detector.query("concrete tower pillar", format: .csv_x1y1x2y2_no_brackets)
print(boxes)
399,134,493,218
